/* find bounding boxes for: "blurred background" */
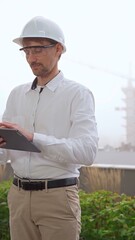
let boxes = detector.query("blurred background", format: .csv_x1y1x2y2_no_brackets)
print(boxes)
1,0,135,149
0,0,135,195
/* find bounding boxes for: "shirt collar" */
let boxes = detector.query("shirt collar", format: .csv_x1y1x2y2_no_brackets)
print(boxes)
30,71,64,93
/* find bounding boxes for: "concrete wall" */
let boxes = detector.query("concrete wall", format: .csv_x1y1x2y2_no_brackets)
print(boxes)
79,165,135,196
0,163,13,181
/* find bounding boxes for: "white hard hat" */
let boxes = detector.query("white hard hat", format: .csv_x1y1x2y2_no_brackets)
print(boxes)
13,16,66,53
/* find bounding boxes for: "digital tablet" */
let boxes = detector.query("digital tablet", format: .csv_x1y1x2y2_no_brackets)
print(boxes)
0,128,41,152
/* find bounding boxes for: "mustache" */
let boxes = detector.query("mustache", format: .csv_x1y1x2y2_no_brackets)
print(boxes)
30,62,42,68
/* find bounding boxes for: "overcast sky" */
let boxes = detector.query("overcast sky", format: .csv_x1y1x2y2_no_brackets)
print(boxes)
1,0,135,147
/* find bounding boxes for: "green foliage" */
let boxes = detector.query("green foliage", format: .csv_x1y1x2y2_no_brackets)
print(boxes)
79,190,135,240
0,180,135,240
0,180,12,240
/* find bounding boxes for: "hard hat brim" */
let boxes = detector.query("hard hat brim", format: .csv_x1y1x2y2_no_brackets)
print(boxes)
13,37,66,53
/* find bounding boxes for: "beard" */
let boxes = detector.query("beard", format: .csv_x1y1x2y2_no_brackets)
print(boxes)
30,62,50,77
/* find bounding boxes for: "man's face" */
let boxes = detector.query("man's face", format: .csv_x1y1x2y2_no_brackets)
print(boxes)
21,38,62,78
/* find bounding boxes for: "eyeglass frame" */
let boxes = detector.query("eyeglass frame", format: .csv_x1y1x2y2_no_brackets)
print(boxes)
19,44,57,56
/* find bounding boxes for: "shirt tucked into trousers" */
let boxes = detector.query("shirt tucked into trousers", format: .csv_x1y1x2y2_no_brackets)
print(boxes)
0,71,98,240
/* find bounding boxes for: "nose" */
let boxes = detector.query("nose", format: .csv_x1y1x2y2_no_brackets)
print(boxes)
26,52,37,62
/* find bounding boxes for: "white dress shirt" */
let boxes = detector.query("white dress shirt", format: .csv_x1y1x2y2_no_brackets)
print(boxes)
0,71,98,179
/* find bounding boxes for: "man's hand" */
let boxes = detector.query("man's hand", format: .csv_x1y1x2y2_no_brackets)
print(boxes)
0,122,34,142
0,137,6,148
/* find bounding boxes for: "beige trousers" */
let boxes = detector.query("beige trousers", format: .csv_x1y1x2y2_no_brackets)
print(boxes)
8,184,81,240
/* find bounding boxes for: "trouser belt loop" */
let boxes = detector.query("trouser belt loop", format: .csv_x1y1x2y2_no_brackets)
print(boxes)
45,180,48,193
17,178,20,191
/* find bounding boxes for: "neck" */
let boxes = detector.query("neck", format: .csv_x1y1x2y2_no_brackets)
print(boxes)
37,70,59,86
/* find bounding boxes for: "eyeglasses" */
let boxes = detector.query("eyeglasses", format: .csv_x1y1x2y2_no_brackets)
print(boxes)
19,44,56,56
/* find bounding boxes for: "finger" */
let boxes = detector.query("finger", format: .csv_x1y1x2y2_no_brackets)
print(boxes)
0,137,6,145
0,122,14,129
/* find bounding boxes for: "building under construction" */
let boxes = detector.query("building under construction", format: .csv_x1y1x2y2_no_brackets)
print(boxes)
121,78,135,147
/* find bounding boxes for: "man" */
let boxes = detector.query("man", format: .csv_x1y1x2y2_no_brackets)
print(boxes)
0,16,98,240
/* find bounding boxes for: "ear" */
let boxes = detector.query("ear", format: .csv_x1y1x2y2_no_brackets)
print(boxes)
56,43,63,55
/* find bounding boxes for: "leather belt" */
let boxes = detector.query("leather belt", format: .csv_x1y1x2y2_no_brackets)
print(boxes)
13,177,77,191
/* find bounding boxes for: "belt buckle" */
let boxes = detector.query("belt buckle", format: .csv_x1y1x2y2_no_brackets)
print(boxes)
20,178,30,190
21,179,48,191
23,178,32,190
